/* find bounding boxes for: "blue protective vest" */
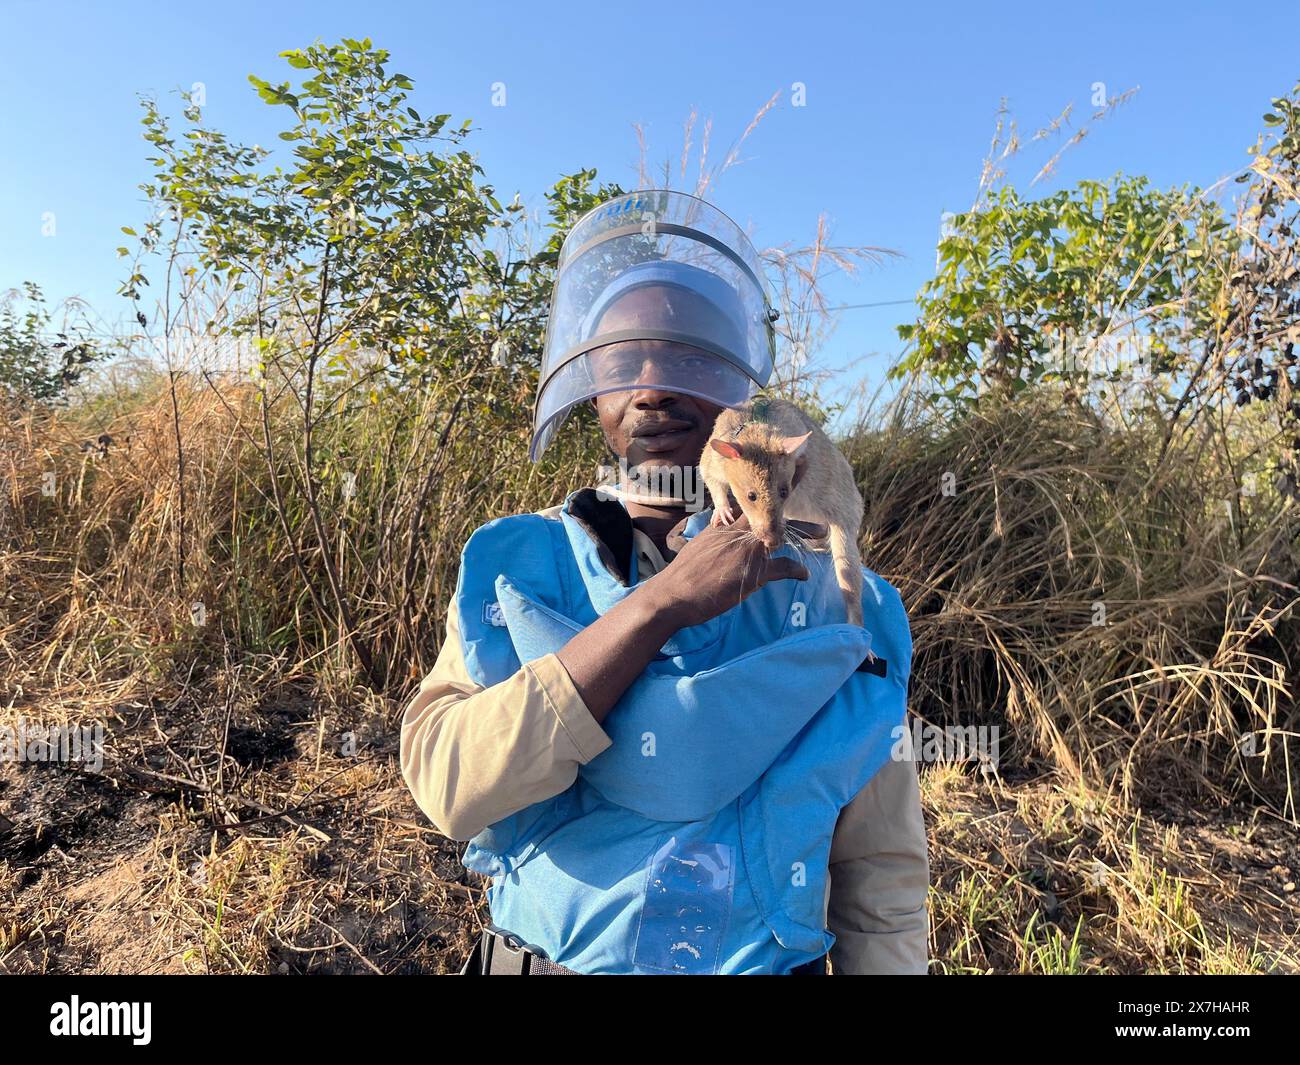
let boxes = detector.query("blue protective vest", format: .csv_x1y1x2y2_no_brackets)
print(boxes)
453,489,912,974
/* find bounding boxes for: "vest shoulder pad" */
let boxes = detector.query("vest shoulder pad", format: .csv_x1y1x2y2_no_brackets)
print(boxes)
454,512,569,686
859,566,913,689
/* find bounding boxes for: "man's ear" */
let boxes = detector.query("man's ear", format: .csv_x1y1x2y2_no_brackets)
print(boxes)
710,439,743,460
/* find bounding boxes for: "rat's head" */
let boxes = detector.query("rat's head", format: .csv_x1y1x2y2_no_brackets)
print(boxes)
709,426,811,550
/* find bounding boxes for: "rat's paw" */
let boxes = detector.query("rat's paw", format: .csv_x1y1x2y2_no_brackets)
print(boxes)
711,503,736,526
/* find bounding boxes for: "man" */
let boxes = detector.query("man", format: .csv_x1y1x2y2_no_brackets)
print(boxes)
401,190,929,974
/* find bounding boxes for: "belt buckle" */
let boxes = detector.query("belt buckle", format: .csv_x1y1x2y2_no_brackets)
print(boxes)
491,929,531,974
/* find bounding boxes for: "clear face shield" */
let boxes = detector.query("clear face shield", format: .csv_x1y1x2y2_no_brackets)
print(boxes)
529,190,777,463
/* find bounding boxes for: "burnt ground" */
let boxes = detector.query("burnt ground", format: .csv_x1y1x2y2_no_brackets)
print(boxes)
1,681,1297,974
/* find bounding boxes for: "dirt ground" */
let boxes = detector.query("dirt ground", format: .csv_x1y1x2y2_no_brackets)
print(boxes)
2,677,1297,975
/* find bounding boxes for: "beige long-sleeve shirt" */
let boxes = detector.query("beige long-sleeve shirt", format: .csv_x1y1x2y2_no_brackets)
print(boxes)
400,499,930,974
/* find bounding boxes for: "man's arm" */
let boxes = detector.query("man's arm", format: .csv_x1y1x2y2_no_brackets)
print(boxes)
826,754,931,974
401,569,709,840
401,514,814,839
400,597,615,840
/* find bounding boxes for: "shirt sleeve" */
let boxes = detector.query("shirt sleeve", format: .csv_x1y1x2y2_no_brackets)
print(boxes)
399,597,613,841
825,752,931,974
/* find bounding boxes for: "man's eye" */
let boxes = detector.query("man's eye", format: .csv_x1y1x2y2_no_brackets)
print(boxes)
614,355,645,373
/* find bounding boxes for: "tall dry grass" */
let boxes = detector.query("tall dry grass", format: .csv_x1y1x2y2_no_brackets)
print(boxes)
0,359,605,697
3,355,1296,818
848,390,1299,814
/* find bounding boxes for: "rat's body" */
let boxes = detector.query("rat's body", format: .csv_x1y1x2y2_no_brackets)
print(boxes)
699,396,865,627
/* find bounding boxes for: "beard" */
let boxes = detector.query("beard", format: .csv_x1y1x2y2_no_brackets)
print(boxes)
595,452,704,509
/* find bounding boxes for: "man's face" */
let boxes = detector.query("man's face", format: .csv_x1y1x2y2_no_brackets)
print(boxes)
589,342,724,467
586,285,728,467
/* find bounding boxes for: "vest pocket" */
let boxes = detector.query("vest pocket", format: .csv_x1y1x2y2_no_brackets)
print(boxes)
737,784,836,958
632,835,735,974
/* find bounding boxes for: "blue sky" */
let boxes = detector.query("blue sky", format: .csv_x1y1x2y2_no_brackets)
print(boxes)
2,0,1296,399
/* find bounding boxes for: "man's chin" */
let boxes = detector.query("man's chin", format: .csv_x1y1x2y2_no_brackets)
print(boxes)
617,452,700,503
628,450,683,469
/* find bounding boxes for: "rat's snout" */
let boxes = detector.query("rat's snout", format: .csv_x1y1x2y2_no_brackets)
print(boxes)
755,520,785,552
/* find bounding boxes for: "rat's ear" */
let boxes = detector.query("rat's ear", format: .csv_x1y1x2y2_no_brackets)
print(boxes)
779,431,812,455
709,439,743,460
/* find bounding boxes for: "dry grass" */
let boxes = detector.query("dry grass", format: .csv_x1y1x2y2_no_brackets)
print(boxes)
849,393,1300,815
0,662,480,974
1,362,1297,974
924,763,1298,973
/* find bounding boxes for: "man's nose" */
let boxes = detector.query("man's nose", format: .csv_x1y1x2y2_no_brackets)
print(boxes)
627,357,679,398
631,390,681,409
629,378,684,408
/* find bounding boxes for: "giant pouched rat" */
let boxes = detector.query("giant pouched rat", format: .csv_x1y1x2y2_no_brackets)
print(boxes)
699,395,865,627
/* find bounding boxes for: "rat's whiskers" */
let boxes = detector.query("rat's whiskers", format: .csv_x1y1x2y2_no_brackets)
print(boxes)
782,526,814,560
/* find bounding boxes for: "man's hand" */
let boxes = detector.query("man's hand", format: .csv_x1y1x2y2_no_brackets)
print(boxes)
645,513,823,630
554,512,825,724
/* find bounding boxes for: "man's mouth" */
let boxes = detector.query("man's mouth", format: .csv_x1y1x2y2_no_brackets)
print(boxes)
631,419,695,453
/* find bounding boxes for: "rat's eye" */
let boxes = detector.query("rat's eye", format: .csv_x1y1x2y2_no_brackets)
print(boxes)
747,491,758,502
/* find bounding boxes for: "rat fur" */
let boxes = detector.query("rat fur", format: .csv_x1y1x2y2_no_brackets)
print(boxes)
699,396,865,626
